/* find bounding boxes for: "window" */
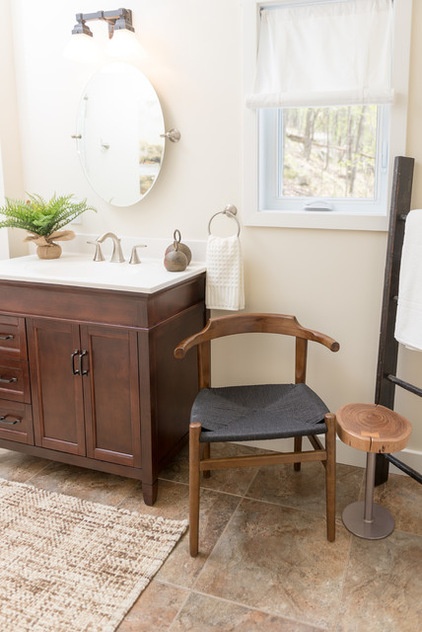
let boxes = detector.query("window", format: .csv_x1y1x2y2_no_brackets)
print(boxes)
259,104,389,213
243,0,413,230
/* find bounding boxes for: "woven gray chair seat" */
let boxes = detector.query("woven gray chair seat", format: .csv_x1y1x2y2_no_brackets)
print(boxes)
191,382,329,442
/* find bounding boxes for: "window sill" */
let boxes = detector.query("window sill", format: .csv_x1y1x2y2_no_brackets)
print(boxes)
243,207,389,232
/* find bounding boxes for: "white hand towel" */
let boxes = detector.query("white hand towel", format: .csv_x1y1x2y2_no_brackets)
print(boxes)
394,209,422,351
206,234,245,310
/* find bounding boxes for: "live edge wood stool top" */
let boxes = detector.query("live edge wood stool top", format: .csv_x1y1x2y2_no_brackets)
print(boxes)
336,403,412,454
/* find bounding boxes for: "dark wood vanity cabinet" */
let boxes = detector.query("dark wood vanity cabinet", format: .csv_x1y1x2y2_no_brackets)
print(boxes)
0,274,206,505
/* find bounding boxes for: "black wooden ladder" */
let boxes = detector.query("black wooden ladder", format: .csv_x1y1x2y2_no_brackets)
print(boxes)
374,155,422,485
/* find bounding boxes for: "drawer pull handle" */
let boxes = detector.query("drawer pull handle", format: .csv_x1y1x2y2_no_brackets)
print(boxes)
71,350,89,376
0,334,14,341
0,376,18,384
80,350,89,376
0,414,21,425
71,350,80,375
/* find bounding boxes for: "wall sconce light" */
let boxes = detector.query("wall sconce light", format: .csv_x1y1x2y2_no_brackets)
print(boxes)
64,8,144,62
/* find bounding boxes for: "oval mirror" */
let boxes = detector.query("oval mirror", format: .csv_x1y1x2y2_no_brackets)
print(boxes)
75,62,165,207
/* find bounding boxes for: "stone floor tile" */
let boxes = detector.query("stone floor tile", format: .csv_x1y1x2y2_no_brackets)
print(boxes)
373,472,422,536
0,449,50,482
119,478,189,520
194,498,351,629
117,580,189,632
24,460,137,506
336,530,422,632
157,488,242,589
170,592,325,631
246,462,364,521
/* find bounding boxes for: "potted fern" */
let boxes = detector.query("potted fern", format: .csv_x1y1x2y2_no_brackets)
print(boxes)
0,193,96,259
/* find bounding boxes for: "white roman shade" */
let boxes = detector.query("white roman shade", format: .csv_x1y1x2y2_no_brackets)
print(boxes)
246,0,394,108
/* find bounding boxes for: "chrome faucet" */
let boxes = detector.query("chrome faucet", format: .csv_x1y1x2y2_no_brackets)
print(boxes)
95,232,125,263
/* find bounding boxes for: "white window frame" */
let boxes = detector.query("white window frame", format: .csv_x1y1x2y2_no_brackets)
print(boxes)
242,0,413,231
259,105,390,214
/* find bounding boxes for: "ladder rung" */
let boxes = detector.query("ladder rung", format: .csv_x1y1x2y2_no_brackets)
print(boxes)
387,374,422,397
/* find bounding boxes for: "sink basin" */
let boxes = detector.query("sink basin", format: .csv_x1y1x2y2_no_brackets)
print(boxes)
0,253,206,293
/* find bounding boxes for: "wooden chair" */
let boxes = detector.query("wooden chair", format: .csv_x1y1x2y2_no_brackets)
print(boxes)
174,313,340,556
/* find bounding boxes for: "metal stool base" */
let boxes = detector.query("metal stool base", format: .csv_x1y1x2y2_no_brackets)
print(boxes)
342,500,395,540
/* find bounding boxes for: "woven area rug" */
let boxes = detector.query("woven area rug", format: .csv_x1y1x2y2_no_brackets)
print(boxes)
0,478,188,631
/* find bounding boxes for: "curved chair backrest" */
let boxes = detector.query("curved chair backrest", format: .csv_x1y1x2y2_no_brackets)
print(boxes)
174,313,339,387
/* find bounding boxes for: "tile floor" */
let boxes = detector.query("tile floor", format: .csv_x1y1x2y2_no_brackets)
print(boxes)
0,444,421,631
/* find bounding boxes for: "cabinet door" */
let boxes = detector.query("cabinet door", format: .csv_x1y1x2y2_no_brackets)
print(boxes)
28,319,86,455
81,324,141,467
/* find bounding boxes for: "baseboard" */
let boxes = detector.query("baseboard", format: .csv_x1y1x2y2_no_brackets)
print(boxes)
238,438,422,477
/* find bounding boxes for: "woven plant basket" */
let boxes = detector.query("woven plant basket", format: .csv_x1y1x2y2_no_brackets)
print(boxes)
36,243,62,259
26,230,75,259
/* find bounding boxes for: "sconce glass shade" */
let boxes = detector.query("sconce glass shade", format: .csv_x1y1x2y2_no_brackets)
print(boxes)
106,29,145,61
63,33,100,63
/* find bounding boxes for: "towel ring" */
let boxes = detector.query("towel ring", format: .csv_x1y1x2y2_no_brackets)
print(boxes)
208,204,241,237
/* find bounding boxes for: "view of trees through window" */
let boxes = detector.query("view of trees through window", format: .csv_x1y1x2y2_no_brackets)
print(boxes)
281,105,378,200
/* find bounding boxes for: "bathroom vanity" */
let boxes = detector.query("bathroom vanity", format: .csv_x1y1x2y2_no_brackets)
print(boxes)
0,254,206,505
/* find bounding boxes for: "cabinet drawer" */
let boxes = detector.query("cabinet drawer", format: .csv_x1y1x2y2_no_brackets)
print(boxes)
0,315,27,360
0,359,31,403
0,400,34,444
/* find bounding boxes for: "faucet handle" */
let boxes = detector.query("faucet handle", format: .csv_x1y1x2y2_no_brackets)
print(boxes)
87,241,105,262
129,244,147,265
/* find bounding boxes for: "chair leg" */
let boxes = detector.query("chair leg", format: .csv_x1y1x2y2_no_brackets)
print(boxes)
202,442,211,478
325,413,336,542
189,422,202,557
294,436,302,471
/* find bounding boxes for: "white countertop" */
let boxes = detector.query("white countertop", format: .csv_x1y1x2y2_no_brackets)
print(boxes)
0,253,206,294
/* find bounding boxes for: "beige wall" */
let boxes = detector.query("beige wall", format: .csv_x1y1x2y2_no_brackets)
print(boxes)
2,0,422,464
0,0,24,255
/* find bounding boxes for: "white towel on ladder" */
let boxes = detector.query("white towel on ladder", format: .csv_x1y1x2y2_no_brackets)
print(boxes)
394,209,422,351
206,234,245,310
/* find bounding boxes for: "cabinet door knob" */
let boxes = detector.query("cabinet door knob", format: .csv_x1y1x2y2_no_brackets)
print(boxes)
0,334,14,340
